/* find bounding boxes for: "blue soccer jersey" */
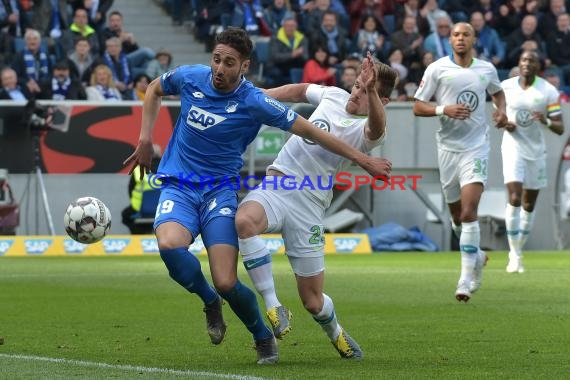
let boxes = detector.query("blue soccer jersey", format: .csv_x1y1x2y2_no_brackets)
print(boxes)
158,65,297,182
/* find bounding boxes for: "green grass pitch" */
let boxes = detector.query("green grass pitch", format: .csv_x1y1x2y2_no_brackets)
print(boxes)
1,252,569,379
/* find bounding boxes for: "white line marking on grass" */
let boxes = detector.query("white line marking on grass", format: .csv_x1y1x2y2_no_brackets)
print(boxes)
0,353,269,380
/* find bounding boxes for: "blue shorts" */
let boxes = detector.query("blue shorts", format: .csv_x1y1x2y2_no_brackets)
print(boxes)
153,183,238,248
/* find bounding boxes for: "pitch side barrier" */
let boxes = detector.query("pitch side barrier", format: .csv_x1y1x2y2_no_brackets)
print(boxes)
0,234,372,256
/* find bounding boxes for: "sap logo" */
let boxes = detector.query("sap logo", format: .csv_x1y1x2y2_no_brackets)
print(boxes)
264,238,284,254
0,240,14,255
186,105,226,130
333,238,361,253
103,239,130,254
141,238,159,253
64,239,88,254
188,237,205,255
25,239,53,254
264,97,285,112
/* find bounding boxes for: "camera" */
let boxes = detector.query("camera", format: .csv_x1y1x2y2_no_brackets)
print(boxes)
24,99,54,130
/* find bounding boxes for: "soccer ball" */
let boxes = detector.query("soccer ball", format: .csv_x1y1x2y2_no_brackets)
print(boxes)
64,197,112,244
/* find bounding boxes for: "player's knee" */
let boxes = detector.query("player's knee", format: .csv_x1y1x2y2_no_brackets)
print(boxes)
235,211,258,238
508,194,522,207
213,276,237,293
301,294,323,315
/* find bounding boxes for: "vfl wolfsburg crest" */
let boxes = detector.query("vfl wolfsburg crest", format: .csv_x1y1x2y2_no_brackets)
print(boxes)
456,90,478,112
515,109,534,128
303,119,330,145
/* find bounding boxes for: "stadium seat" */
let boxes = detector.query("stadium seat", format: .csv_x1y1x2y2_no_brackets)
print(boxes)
290,68,304,84
324,208,364,232
133,189,161,225
252,37,270,83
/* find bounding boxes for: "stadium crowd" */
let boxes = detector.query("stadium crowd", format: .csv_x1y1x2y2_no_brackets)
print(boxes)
0,0,173,101
159,0,570,101
0,0,569,102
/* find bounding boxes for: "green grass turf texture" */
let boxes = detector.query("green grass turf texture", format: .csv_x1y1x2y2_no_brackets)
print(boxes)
0,252,569,379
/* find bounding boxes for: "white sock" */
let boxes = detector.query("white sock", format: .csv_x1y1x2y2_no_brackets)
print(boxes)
239,236,280,309
519,208,535,252
505,203,521,255
312,294,341,341
459,221,480,285
451,220,462,240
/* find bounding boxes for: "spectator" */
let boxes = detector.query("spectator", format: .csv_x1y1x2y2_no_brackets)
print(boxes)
302,45,336,85
62,7,100,55
538,0,567,39
505,14,547,69
387,47,409,101
266,13,308,86
0,30,15,67
471,11,505,67
70,0,115,32
0,0,22,37
470,0,499,29
38,60,86,100
88,36,132,95
85,63,122,101
145,49,175,80
194,0,234,51
232,0,272,36
422,13,452,59
408,50,435,86
391,15,423,69
11,29,51,98
339,64,356,92
545,70,570,103
309,10,348,66
0,67,30,100
262,0,291,34
442,0,471,23
546,13,570,84
420,0,450,34
355,14,387,60
348,0,395,36
124,72,151,101
101,11,155,76
29,0,68,40
304,0,335,35
395,0,430,37
68,37,95,84
496,0,527,38
341,52,362,72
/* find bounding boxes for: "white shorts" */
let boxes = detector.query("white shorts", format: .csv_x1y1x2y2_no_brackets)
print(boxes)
438,145,489,203
241,177,326,267
502,150,547,190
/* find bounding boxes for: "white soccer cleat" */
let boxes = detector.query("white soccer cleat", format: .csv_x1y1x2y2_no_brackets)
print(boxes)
506,251,524,273
455,281,471,302
470,249,488,293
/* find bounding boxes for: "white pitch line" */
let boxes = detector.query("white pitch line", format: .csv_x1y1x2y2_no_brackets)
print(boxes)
0,353,270,380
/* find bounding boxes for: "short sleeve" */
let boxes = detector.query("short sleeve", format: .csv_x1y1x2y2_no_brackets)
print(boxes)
306,84,327,106
486,66,503,95
249,91,298,131
414,63,438,102
160,67,184,96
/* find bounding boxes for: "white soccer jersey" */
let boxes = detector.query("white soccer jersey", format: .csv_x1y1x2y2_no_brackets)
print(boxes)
414,56,503,152
501,76,561,160
268,84,384,207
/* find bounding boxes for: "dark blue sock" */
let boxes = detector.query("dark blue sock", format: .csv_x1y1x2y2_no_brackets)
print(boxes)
160,247,218,305
219,280,272,340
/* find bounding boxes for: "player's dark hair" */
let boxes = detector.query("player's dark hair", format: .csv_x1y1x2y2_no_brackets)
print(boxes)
214,27,253,60
374,59,398,98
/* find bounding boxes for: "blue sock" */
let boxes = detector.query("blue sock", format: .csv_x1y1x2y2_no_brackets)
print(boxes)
219,280,272,340
160,247,218,305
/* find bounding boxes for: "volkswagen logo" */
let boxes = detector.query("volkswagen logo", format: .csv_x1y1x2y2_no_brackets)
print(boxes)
515,109,533,128
303,119,330,145
456,90,479,112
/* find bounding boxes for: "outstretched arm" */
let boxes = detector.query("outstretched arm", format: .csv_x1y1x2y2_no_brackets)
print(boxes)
289,116,392,177
264,83,310,103
361,52,387,140
123,77,165,179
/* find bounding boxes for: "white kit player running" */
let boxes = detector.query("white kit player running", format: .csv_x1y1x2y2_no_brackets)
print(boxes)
501,51,564,273
235,53,396,359
413,22,509,302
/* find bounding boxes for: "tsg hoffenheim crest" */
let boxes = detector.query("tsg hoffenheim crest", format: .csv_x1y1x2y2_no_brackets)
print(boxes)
456,90,478,112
